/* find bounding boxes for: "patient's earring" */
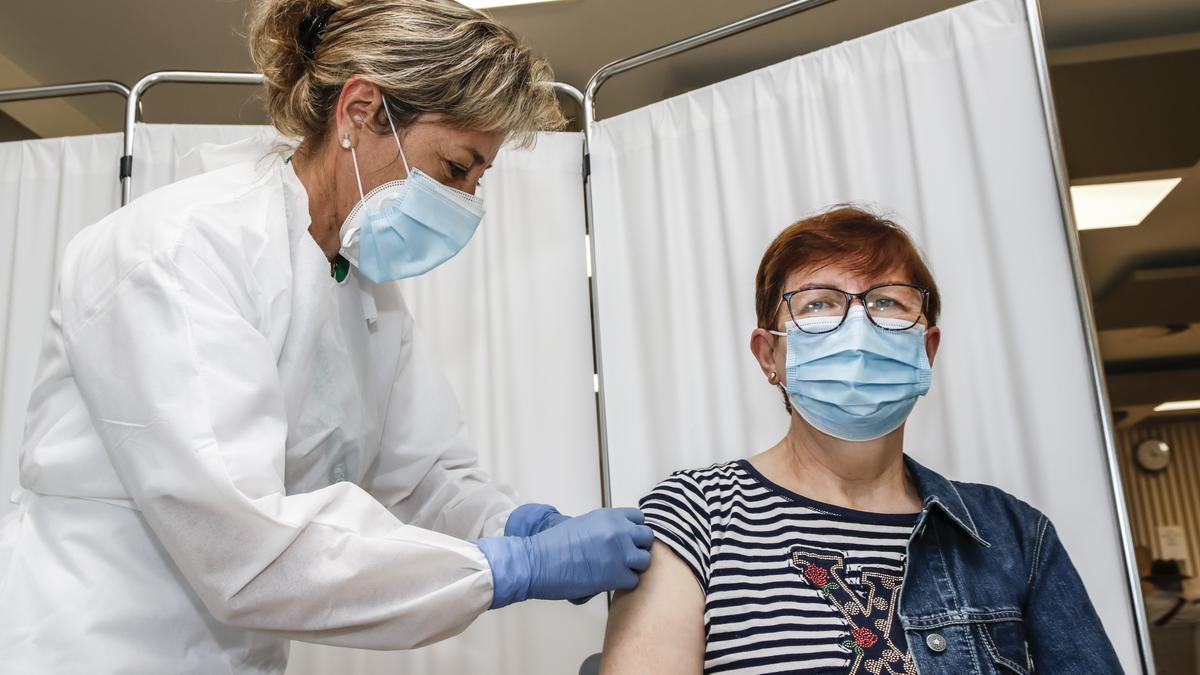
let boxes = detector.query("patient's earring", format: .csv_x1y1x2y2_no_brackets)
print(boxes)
768,371,777,383
340,133,351,149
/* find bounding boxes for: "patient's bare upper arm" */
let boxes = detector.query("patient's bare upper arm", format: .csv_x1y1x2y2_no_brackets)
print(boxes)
601,541,706,674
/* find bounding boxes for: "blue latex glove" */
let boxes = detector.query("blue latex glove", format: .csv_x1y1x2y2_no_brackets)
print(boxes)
504,503,571,537
475,507,653,609
504,503,603,605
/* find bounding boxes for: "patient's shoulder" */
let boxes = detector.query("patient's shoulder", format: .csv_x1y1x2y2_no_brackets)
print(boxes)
648,460,746,493
639,461,744,518
639,460,746,587
644,460,761,506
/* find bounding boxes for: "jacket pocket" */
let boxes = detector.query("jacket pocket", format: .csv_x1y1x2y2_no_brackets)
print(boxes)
976,619,1032,674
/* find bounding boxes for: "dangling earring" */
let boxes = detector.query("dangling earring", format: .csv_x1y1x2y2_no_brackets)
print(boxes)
340,132,351,149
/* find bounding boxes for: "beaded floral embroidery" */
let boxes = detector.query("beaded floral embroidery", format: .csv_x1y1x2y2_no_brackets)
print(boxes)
790,547,917,675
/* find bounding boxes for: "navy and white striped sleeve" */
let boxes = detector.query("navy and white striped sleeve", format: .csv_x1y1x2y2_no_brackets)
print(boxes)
639,470,712,587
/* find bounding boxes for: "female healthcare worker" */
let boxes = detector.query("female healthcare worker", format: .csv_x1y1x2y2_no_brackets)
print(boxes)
0,1,652,672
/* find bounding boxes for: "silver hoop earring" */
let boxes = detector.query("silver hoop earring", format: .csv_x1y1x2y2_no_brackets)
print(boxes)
340,133,351,149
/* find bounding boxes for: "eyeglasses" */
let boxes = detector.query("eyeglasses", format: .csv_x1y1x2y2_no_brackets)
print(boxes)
777,284,930,334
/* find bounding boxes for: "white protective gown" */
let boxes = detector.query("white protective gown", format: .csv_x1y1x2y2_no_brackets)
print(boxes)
0,150,519,674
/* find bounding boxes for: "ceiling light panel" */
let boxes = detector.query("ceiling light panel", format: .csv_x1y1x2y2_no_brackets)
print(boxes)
1154,399,1200,413
1070,177,1181,230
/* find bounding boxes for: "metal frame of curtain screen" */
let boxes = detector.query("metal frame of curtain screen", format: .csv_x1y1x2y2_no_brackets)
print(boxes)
0,0,1152,670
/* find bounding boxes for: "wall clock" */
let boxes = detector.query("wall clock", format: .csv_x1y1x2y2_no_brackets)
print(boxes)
1135,439,1171,473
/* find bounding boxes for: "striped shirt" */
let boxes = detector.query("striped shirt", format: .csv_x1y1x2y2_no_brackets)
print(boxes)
640,460,919,675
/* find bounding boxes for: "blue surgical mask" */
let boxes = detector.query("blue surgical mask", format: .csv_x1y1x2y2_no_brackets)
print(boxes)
770,307,932,442
339,100,485,283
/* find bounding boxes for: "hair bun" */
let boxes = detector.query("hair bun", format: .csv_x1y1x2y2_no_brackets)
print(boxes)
298,5,337,61
249,0,565,144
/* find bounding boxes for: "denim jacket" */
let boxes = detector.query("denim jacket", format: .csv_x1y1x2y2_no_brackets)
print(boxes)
901,456,1124,674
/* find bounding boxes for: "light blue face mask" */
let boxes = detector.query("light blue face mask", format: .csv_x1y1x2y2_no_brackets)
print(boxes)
770,306,932,442
339,99,485,284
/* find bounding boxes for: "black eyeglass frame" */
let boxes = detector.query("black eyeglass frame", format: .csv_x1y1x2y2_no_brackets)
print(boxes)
779,283,931,334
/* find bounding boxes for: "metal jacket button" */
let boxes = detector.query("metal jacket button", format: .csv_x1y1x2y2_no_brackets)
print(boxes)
926,632,947,653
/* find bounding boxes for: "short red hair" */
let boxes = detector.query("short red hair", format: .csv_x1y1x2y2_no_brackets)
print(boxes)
755,206,941,330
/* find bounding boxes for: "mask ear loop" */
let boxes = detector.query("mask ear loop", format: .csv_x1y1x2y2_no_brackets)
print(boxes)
380,96,411,178
349,143,365,200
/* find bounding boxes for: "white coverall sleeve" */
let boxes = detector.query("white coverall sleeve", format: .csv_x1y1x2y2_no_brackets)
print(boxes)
361,306,520,540
62,242,494,649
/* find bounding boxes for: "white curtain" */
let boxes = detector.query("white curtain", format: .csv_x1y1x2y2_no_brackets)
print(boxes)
0,131,123,513
0,125,603,674
588,0,1139,671
288,132,606,675
0,123,271,517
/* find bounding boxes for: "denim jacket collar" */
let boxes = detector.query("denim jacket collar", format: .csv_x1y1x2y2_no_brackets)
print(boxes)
903,455,991,548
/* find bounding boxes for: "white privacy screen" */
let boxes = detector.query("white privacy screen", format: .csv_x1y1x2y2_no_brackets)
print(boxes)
0,125,603,675
0,123,293,520
587,0,1139,670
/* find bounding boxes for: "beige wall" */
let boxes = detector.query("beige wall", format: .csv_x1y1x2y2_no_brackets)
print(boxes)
1117,418,1200,581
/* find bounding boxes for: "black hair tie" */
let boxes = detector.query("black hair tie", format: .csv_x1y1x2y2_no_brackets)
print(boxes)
299,5,337,62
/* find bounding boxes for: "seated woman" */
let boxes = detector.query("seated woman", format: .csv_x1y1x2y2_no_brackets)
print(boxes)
601,207,1121,674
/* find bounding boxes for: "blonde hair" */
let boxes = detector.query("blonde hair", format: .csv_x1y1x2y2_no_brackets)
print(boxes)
248,0,565,147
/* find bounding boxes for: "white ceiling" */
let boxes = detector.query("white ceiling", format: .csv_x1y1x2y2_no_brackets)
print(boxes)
1081,159,1200,300
1038,0,1200,46
3,0,1200,136
1100,324,1200,363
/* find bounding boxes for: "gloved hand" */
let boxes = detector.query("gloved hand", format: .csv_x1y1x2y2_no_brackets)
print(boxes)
475,507,654,609
503,503,614,605
504,503,571,537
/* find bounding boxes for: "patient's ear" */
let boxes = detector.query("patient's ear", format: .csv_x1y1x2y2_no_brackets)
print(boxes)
750,328,782,382
925,325,941,366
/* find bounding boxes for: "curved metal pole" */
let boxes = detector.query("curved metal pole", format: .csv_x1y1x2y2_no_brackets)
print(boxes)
121,71,265,205
1022,2,1154,672
0,80,130,104
581,0,838,511
551,81,584,117
583,0,835,130
120,74,585,206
